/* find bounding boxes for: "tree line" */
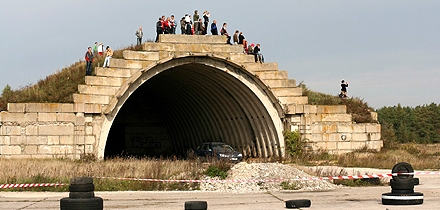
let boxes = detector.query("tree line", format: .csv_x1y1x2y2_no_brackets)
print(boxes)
377,103,440,145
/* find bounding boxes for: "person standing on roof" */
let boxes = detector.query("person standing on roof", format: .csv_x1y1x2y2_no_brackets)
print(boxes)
211,20,218,35
102,46,113,68
135,26,143,45
340,80,349,98
85,47,94,76
155,17,163,42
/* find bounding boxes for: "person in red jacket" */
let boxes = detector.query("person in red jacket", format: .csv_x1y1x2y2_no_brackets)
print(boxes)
85,47,94,76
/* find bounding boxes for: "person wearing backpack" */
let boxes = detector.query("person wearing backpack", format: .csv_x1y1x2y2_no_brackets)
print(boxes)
135,26,143,45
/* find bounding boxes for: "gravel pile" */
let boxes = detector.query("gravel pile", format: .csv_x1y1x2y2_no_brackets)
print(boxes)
199,162,340,193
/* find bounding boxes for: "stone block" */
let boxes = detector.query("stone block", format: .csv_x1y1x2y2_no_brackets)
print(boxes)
336,124,352,133
10,136,24,145
47,136,59,145
76,113,85,125
61,104,74,113
278,96,308,105
24,145,38,154
60,136,74,144
320,114,352,122
270,87,303,98
38,113,57,122
85,126,93,135
1,125,21,136
159,34,227,44
85,76,125,87
73,94,110,105
304,105,318,114
85,114,93,122
369,133,381,141
0,136,10,144
290,115,301,123
255,70,288,80
26,136,48,145
285,105,296,114
95,67,134,77
39,124,74,136
366,124,381,133
366,140,383,150
85,136,95,144
321,124,338,133
229,53,255,63
315,141,337,150
337,141,354,150
1,146,22,155
123,51,160,61
295,105,304,113
25,125,38,136
78,85,120,96
73,104,102,114
7,103,25,113
352,133,369,141
26,103,63,113
352,124,366,133
57,113,76,122
263,79,296,88
211,45,243,53
175,44,212,53
317,105,347,114
0,112,37,122
244,62,278,71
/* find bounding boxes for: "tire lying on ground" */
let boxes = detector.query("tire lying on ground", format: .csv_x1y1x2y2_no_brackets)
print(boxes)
391,189,414,194
389,179,414,190
392,162,414,182
69,183,95,192
69,191,95,199
285,199,311,209
60,197,103,210
184,201,208,210
382,192,423,205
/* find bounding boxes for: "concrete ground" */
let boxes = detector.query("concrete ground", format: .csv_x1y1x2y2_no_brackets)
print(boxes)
0,174,439,209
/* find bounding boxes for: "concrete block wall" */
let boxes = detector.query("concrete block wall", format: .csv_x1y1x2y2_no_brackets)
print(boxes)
0,103,94,158
287,104,382,153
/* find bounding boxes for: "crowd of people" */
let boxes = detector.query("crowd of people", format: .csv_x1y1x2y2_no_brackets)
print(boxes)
85,41,113,76
84,9,264,76
152,10,264,63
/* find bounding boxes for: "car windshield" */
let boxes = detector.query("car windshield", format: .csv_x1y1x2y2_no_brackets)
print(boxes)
213,144,234,153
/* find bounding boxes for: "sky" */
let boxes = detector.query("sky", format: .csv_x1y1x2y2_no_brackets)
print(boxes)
0,0,439,109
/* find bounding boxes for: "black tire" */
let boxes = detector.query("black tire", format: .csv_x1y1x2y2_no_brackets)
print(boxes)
413,177,420,185
382,192,423,205
184,201,208,210
285,199,311,208
69,191,95,199
392,162,414,182
69,183,95,192
390,179,414,190
391,189,414,194
70,177,93,185
60,197,103,210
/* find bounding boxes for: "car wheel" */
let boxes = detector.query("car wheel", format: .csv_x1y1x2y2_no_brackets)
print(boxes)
285,199,311,208
392,162,414,182
184,201,208,210
60,197,103,210
69,183,95,192
382,192,423,205
390,179,414,190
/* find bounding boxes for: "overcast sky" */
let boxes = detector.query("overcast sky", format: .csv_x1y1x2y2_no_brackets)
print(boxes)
0,0,439,109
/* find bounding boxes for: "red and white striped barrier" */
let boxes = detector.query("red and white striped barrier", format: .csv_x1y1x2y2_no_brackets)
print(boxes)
0,183,64,189
2,171,439,189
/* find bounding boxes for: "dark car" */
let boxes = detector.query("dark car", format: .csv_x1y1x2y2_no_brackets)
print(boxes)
195,142,243,162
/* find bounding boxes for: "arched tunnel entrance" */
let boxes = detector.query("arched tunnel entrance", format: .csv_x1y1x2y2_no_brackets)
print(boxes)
102,57,284,159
